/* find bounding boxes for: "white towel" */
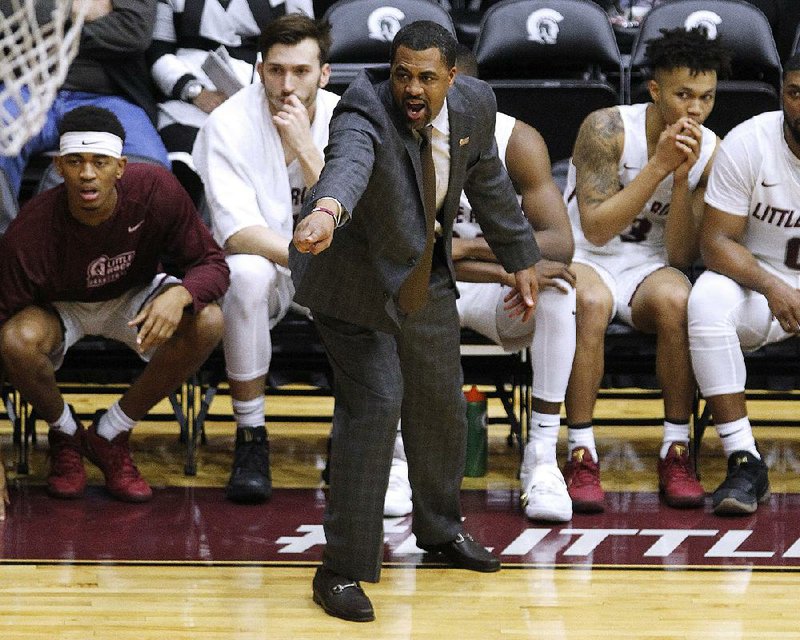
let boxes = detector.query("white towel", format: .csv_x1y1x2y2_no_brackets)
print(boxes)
193,82,340,256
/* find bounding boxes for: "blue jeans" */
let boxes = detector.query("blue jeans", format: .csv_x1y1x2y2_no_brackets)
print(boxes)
0,90,170,196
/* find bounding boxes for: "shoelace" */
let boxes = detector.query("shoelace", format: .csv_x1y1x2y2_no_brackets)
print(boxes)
51,443,82,475
525,469,564,497
726,461,760,484
93,435,142,480
537,476,567,496
235,440,268,474
664,454,694,480
570,462,600,487
109,445,142,480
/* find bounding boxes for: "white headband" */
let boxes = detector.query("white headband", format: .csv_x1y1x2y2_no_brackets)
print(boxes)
59,131,123,158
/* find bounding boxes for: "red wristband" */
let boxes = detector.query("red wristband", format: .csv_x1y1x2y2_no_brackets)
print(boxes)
312,206,337,221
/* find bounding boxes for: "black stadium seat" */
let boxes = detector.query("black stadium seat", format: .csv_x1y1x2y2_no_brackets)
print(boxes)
776,0,800,62
447,0,503,47
474,0,624,163
786,18,800,62
322,0,456,95
628,0,782,138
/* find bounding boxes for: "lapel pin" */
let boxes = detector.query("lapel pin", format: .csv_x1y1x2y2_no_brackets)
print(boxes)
459,136,470,146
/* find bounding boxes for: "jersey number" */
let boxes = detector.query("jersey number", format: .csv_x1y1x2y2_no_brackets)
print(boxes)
784,238,800,270
620,218,652,243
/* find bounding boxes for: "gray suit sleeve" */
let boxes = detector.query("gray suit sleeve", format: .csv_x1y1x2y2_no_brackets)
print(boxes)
313,111,378,219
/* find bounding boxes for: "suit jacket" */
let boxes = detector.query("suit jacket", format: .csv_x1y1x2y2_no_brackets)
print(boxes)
289,68,540,333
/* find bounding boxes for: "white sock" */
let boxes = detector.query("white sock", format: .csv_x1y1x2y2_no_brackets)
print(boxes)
97,401,136,441
716,417,759,459
660,421,690,459
232,396,265,430
529,411,560,464
49,401,77,436
567,423,598,462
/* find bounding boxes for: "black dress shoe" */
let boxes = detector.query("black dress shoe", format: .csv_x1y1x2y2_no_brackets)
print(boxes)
312,566,375,622
226,427,272,504
418,532,501,572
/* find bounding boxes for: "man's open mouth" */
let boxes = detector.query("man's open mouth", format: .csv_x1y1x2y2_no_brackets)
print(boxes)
405,100,427,122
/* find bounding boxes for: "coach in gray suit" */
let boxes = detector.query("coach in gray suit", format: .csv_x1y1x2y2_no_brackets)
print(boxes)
290,21,540,623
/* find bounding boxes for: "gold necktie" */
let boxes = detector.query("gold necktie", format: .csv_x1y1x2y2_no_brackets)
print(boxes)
398,125,437,313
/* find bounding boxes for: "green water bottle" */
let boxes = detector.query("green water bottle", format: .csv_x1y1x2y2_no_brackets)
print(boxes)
464,385,488,477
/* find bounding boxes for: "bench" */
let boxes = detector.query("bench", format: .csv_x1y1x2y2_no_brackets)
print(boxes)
3,313,533,476
593,320,800,475
183,315,532,475
9,309,798,479
596,321,665,428
692,338,800,467
2,336,191,474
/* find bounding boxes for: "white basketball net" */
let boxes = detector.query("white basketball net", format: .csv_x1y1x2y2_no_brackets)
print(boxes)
0,0,86,156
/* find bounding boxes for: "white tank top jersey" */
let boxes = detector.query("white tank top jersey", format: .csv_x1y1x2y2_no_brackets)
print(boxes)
565,103,716,258
705,110,800,277
453,111,517,239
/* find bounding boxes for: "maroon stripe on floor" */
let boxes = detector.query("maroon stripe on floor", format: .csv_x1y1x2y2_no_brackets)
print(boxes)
2,487,799,568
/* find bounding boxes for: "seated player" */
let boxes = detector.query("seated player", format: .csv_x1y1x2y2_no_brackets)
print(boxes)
563,27,731,512
686,57,800,515
0,106,229,504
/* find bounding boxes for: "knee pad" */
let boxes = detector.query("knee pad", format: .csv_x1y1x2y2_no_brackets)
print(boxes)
225,255,276,315
688,271,741,334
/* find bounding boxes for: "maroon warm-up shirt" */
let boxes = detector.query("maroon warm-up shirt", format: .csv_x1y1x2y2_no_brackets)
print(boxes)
0,163,230,325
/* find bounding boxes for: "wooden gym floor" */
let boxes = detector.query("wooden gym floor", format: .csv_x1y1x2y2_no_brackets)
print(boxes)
1,389,800,639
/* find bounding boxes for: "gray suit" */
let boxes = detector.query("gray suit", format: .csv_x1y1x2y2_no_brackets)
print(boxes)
289,68,540,582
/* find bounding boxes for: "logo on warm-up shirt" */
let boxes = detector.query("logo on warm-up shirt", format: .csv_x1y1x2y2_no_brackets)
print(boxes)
291,186,307,207
87,251,135,288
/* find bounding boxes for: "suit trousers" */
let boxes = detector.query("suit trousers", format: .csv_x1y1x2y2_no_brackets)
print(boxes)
314,264,467,582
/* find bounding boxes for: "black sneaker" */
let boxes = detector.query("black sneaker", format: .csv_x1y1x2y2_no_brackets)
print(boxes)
712,450,770,516
226,426,271,504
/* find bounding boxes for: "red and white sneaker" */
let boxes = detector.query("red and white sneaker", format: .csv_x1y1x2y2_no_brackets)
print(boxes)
658,442,705,508
47,425,87,499
83,414,152,503
563,446,605,513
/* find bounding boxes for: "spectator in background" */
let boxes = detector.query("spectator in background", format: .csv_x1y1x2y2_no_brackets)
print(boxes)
0,0,170,201
148,0,316,204
193,13,338,504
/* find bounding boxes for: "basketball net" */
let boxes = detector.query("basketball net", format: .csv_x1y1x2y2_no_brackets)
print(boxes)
0,0,86,156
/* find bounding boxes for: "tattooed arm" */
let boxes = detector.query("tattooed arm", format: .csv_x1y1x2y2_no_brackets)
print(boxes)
574,107,689,246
